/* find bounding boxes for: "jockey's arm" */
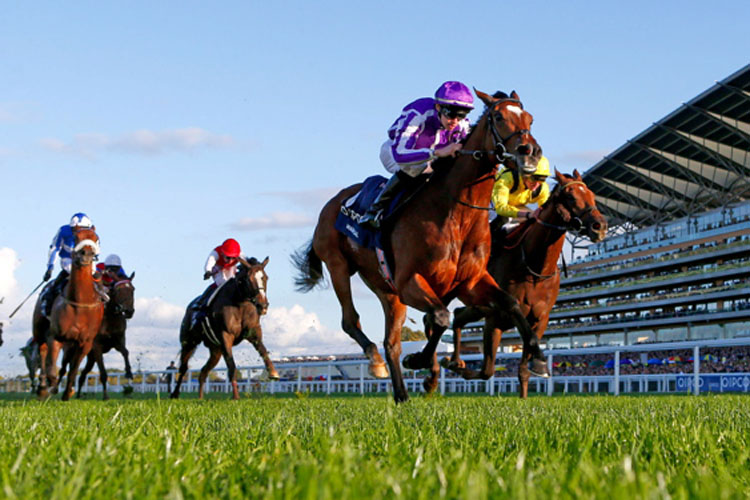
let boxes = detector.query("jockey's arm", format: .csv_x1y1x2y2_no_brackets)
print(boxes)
204,250,219,278
46,228,63,272
491,174,521,218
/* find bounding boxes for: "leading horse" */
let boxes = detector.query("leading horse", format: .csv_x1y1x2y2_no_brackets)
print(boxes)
170,257,279,400
32,227,104,400
439,170,608,397
59,275,136,399
293,89,546,403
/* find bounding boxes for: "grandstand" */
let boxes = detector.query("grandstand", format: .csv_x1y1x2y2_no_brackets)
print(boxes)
452,64,750,382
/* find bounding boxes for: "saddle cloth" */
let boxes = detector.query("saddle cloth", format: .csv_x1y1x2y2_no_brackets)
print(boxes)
333,175,404,249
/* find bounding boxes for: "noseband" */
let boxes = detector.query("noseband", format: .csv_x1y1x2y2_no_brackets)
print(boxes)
459,98,528,165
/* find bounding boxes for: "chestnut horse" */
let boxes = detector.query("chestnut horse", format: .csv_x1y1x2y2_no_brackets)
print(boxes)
439,170,608,397
170,257,279,400
59,275,136,399
292,90,546,403
32,227,104,400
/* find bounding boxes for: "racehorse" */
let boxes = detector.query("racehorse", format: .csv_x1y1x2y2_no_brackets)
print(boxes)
292,89,545,403
20,338,41,393
438,170,608,397
170,257,279,400
59,275,136,399
32,227,104,400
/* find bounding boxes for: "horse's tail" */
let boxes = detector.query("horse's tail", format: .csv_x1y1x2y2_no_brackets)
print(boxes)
291,240,326,292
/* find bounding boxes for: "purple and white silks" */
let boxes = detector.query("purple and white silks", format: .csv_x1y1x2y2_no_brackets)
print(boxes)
381,97,470,177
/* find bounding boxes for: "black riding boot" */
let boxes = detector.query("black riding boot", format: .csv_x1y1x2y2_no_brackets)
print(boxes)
360,172,408,229
190,283,217,328
42,270,69,316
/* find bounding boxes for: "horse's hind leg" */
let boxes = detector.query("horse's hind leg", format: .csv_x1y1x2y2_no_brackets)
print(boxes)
326,258,387,378
77,352,97,398
94,351,109,400
198,347,222,400
170,341,198,399
443,306,484,370
219,336,241,400
399,274,449,371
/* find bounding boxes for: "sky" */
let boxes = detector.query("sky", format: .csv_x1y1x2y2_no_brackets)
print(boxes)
1,1,748,377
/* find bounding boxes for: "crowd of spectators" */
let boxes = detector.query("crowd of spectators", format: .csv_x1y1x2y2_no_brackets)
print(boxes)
478,345,750,378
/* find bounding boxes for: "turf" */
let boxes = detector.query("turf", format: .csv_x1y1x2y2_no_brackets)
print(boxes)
1,393,748,499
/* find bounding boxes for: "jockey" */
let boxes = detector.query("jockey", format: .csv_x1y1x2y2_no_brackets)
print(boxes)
191,238,247,326
360,81,474,229
96,254,128,286
40,212,106,315
490,156,551,234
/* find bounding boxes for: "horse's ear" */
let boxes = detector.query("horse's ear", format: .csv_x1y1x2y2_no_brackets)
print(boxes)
573,169,582,180
554,169,566,183
129,271,135,281
474,88,495,107
510,90,520,101
261,256,269,268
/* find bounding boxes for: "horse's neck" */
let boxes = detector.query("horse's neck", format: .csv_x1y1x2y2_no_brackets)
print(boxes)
417,119,495,226
523,205,567,274
67,265,97,302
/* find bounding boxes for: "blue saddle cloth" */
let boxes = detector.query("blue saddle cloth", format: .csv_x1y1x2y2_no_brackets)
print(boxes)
334,175,404,249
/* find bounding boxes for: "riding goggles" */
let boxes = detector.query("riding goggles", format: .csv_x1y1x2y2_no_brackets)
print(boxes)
440,106,470,119
524,174,548,182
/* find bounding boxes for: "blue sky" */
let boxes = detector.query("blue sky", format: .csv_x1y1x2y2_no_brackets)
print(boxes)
1,1,748,376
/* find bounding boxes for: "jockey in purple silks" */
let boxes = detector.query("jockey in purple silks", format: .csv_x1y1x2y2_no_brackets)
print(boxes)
360,81,474,229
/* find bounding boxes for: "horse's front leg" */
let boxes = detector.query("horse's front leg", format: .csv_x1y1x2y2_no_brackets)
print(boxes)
378,293,409,403
37,340,50,398
114,341,134,380
441,306,484,372
62,343,89,401
77,351,97,398
248,329,279,380
399,273,449,372
45,339,63,396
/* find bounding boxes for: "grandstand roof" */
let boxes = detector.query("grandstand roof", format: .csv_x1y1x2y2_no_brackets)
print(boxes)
583,64,750,229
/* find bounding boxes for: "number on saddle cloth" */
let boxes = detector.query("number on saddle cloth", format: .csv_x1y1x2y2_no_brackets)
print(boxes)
334,175,406,249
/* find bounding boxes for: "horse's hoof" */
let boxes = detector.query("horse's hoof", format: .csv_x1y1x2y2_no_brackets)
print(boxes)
369,362,389,379
268,370,280,381
37,389,50,400
530,358,549,378
422,376,438,394
440,356,465,371
102,394,109,401
169,393,179,399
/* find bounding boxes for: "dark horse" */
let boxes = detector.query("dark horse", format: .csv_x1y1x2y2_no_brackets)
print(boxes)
60,275,136,399
293,89,547,403
32,227,104,400
170,257,279,400
438,170,608,397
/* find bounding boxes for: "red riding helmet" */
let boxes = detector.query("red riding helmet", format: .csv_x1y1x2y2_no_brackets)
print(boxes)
219,238,241,258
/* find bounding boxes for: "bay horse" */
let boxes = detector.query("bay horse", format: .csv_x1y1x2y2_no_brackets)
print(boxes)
170,257,279,400
292,89,546,403
32,227,104,400
59,275,136,399
439,170,608,397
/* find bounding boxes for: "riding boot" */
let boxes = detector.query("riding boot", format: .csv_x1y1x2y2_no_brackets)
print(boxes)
359,172,408,230
489,216,509,257
43,270,69,317
190,283,216,329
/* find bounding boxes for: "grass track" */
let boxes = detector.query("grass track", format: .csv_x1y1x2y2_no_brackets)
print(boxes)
1,393,749,499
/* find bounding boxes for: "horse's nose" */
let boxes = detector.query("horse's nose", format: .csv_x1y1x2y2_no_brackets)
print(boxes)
516,144,532,156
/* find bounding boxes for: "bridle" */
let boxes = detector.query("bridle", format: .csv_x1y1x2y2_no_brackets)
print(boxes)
458,98,530,165
238,266,268,313
109,280,134,317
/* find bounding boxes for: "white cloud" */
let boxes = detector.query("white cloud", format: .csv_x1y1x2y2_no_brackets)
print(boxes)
132,296,185,328
262,304,359,356
0,248,20,300
39,127,234,158
230,211,315,231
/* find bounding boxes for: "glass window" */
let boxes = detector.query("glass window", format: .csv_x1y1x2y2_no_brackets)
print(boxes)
598,332,625,346
658,328,688,342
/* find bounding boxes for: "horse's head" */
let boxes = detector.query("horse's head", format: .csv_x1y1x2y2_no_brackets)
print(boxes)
550,170,608,242
475,89,541,175
237,256,270,315
72,227,100,268
109,277,135,319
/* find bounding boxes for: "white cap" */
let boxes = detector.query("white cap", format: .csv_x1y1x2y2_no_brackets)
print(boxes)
104,254,122,267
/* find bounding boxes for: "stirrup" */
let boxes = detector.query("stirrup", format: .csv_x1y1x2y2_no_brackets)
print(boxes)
360,210,383,229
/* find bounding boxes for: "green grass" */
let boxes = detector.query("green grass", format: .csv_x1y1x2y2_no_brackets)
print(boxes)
1,393,749,499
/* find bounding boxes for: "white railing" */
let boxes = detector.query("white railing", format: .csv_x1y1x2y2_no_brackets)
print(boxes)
4,339,750,396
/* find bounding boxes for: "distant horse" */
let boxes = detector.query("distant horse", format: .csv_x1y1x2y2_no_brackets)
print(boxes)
20,338,40,393
293,89,545,403
170,257,279,400
60,275,136,400
0,320,3,347
437,170,608,397
32,227,104,400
